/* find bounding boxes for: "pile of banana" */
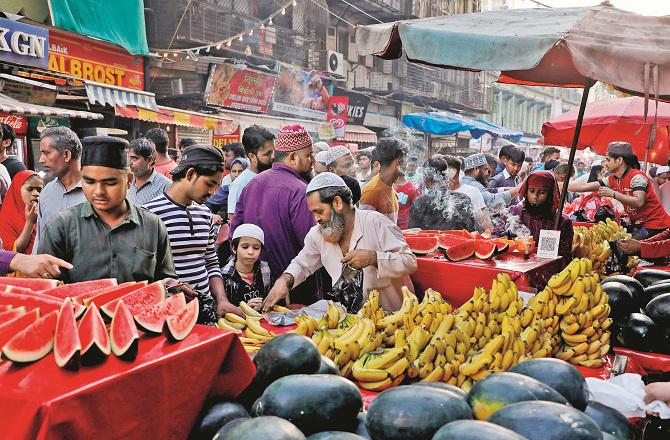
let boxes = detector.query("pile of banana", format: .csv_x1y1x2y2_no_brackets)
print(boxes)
572,218,638,274
215,301,279,353
548,259,612,368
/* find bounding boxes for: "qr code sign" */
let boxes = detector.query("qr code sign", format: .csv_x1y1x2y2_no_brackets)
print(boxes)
540,236,558,252
537,229,561,258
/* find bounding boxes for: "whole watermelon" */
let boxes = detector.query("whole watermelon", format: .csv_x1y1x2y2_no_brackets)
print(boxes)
215,416,306,440
584,401,632,440
253,334,321,388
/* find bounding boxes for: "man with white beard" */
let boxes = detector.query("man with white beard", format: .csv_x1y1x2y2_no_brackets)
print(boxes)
261,172,417,313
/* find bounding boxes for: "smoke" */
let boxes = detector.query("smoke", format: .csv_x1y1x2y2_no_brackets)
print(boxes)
381,125,426,162
483,199,531,238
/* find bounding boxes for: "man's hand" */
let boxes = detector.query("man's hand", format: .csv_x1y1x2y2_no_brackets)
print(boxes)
262,278,291,313
216,301,244,319
341,249,377,270
644,382,670,405
162,279,199,301
598,187,616,198
247,297,263,311
617,239,641,255
212,214,224,226
10,253,73,278
25,201,38,224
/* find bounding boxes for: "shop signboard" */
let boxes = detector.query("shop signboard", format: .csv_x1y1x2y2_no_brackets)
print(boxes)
28,116,70,138
212,126,241,148
0,18,48,69
205,64,276,113
327,96,348,139
334,89,370,125
0,113,28,135
47,28,144,90
271,66,334,121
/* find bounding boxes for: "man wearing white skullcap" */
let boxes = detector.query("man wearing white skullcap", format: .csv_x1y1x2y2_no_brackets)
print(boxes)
323,146,355,178
314,150,329,175
262,172,417,313
313,141,330,154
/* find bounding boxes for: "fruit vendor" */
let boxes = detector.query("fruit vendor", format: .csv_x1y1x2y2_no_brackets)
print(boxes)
510,171,574,259
570,141,670,238
617,228,670,260
262,172,417,313
37,136,179,284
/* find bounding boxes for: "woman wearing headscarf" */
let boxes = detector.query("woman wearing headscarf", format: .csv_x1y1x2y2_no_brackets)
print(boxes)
510,170,574,259
0,170,44,254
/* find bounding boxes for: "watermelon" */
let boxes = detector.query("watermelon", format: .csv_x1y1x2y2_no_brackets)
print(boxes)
110,300,139,360
134,293,187,334
445,241,476,262
82,281,147,307
0,309,39,353
39,279,117,299
0,306,26,322
474,240,497,260
53,298,81,370
74,281,138,304
0,304,12,312
78,304,111,364
100,282,166,320
405,236,438,255
2,310,59,363
0,291,86,320
0,277,59,290
0,284,33,293
164,297,199,341
442,230,473,239
494,239,509,254
438,235,472,249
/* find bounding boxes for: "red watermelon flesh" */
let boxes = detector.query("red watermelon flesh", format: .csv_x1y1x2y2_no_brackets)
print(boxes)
0,284,32,294
406,236,439,255
0,291,85,319
74,281,136,304
475,240,497,260
445,241,476,262
2,310,59,363
100,282,166,320
494,239,509,254
0,309,39,355
0,305,12,312
78,304,111,364
134,293,187,334
110,301,139,360
0,306,26,323
39,279,117,299
0,277,59,290
54,298,81,369
82,281,147,307
164,297,199,341
441,230,473,239
437,235,473,250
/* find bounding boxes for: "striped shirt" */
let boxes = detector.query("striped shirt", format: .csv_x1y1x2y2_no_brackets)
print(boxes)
143,193,221,323
127,170,172,206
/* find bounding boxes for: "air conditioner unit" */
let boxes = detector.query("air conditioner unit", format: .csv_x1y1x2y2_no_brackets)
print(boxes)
326,50,345,77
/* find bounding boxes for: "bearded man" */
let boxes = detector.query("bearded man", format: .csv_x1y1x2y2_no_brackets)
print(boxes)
261,172,417,313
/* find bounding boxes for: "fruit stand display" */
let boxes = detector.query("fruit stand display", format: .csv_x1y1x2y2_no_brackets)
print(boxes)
572,218,640,275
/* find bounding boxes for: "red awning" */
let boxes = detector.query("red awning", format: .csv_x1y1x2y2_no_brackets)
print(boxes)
115,105,235,134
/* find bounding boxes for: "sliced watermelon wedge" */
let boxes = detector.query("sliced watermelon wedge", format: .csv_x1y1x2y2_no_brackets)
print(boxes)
54,298,81,370
3,310,58,363
134,293,187,334
39,279,118,299
101,282,166,320
0,309,39,354
0,292,85,320
0,277,59,290
441,230,474,239
405,236,439,255
110,301,139,360
0,304,12,312
82,281,147,307
74,281,137,304
444,241,476,262
164,298,199,342
474,240,497,260
493,239,509,254
437,235,473,250
78,303,111,365
0,306,26,323
0,284,33,294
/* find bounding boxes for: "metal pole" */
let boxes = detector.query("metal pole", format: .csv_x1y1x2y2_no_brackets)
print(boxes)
554,83,592,230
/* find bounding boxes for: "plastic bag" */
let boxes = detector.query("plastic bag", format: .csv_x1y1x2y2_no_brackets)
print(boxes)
267,300,346,326
586,373,670,419
324,264,364,313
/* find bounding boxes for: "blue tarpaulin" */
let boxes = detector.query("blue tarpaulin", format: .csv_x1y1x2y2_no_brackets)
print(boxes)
402,112,523,140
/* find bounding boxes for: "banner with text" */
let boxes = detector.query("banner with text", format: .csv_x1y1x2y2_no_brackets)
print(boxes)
327,96,348,139
205,64,276,113
334,88,370,125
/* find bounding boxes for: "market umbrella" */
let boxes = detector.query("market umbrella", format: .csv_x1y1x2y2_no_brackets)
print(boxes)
356,3,670,227
402,112,524,140
542,97,670,165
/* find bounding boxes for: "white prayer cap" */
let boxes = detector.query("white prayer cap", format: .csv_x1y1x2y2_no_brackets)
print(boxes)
657,165,670,174
306,172,348,194
232,223,265,245
313,141,330,154
323,146,351,166
314,150,330,165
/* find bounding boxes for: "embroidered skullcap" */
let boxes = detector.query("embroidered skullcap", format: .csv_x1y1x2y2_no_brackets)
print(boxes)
314,150,330,165
323,146,351,166
463,153,487,171
232,223,265,245
275,124,313,152
313,141,330,154
306,172,348,194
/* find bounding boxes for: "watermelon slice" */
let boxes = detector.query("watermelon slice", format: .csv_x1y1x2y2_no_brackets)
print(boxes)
82,281,147,307
405,236,439,255
474,240,497,260
0,284,33,293
110,301,139,361
134,293,187,334
39,279,118,300
441,230,473,239
0,305,12,312
78,304,111,365
164,298,199,341
74,281,138,304
0,291,85,319
437,235,472,249
444,241,476,262
53,298,81,370
494,239,509,254
0,306,26,323
100,282,166,320
2,310,59,363
0,309,39,354
0,277,59,290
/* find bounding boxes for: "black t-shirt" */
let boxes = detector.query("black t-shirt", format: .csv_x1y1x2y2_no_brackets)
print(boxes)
1,157,26,181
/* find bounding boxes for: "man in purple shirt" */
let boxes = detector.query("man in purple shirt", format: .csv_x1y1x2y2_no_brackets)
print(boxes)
0,250,72,277
229,124,316,304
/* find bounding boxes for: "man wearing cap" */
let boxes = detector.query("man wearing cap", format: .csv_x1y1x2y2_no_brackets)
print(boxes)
262,172,417,313
570,142,670,237
230,124,319,305
38,136,178,284
314,150,329,175
324,145,356,178
143,145,240,323
462,153,519,208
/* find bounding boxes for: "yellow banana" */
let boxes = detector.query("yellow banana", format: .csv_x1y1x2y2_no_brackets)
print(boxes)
419,365,444,382
572,341,589,355
239,301,262,318
418,343,437,365
501,349,515,370
358,377,393,391
216,318,242,334
366,347,405,370
562,332,588,345
570,353,589,364
385,356,410,378
353,360,388,382
547,269,571,289
560,321,580,335
246,317,270,336
460,354,494,376
225,313,247,326
555,346,575,361
556,297,577,315
272,305,290,313
578,359,604,368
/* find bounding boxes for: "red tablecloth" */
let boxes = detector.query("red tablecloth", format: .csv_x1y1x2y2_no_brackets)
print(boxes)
411,254,565,307
0,325,255,440
614,347,670,374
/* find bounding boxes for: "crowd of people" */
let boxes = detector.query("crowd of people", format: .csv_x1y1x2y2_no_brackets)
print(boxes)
1,122,670,323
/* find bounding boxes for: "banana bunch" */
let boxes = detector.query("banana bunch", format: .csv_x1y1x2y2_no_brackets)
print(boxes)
572,219,633,274
549,258,612,368
289,314,320,337
215,301,278,353
358,290,384,324
352,347,408,391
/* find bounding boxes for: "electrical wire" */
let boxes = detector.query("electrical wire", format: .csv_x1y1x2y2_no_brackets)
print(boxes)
307,0,356,27
335,0,383,23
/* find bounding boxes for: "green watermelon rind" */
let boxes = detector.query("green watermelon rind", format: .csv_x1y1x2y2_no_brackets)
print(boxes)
474,240,497,260
134,293,187,335
2,310,59,363
53,298,81,370
100,282,166,320
164,298,199,342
